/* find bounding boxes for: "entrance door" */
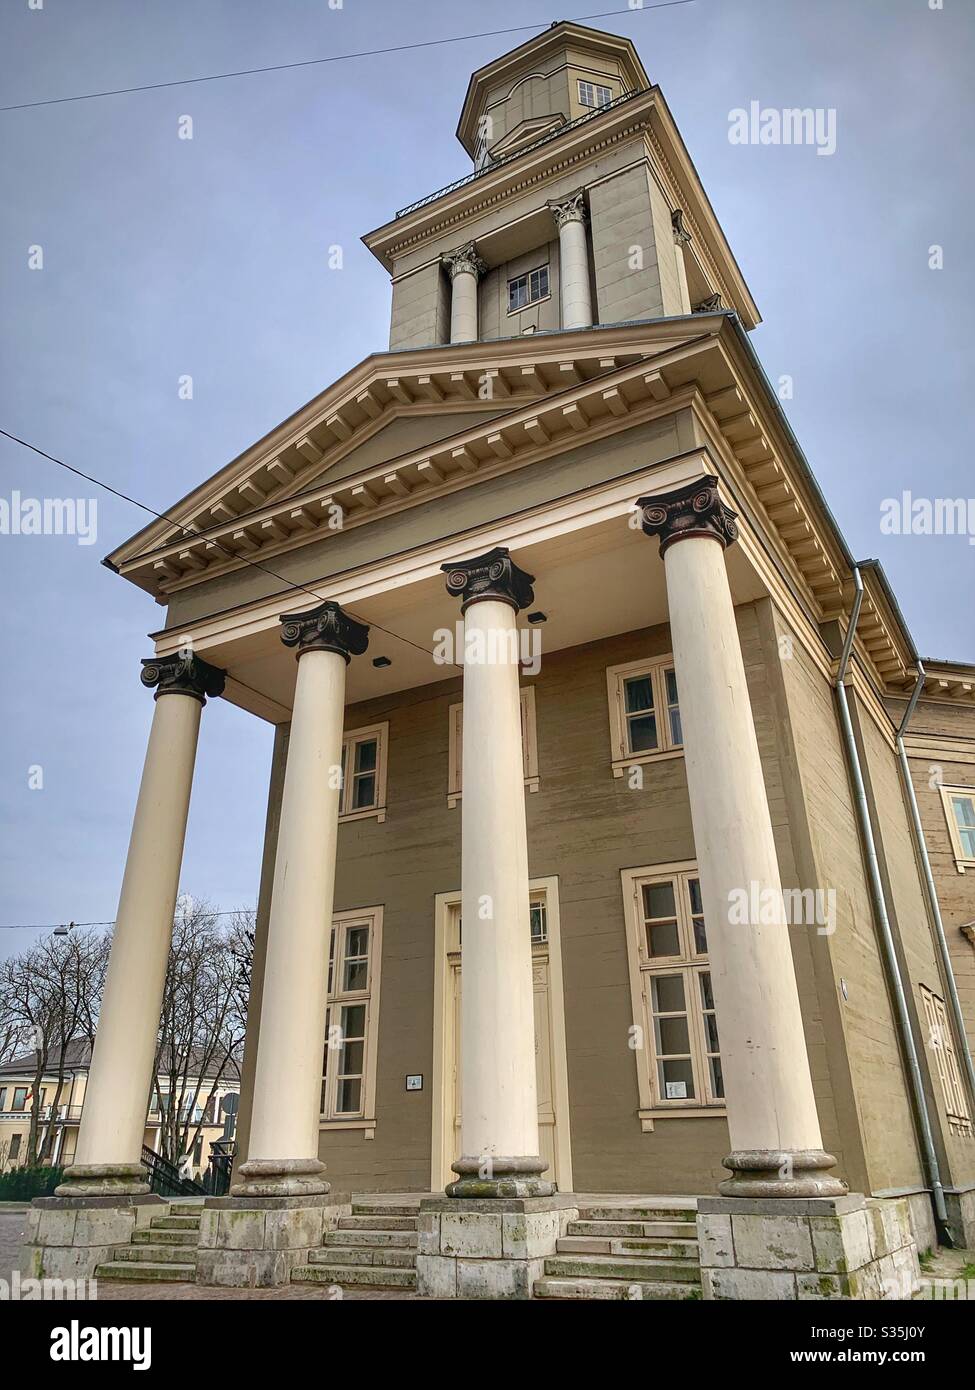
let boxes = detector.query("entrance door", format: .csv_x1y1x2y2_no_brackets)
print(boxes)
438,888,570,1190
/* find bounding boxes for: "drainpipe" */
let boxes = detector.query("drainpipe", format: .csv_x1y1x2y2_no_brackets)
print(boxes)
896,663,975,1109
834,566,951,1242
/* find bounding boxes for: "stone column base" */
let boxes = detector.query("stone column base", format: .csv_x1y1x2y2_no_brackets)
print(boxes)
19,1194,164,1281
697,1193,920,1300
195,1191,351,1288
417,1196,578,1299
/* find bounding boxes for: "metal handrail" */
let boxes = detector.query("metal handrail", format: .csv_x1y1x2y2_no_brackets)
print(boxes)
395,87,649,219
140,1143,206,1198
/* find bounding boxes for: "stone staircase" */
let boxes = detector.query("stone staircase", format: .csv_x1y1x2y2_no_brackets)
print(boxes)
291,1200,419,1291
533,1200,701,1299
95,1201,202,1283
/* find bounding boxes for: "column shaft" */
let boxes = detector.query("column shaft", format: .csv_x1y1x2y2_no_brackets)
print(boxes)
242,649,346,1188
640,477,845,1198
460,600,538,1162
557,216,593,329
450,270,479,343
62,661,220,1195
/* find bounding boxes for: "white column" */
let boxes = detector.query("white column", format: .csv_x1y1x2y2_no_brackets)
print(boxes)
550,192,593,330
441,547,552,1198
638,477,846,1199
232,600,368,1197
442,242,485,343
59,654,224,1195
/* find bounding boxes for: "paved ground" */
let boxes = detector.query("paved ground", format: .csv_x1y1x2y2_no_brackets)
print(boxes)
0,1208,417,1300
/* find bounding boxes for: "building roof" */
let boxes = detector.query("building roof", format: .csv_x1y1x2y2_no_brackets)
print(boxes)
0,1038,240,1084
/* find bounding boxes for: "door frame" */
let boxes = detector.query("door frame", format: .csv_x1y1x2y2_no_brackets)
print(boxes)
430,874,573,1192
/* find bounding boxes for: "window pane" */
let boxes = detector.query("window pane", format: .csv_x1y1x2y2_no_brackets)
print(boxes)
354,739,377,774
658,1057,695,1100
952,795,975,827
708,1056,724,1098
628,714,658,752
342,1004,366,1038
644,882,676,919
665,668,679,705
530,902,547,944
352,773,376,810
340,1039,364,1075
647,919,681,957
347,926,369,959
624,675,654,713
651,974,686,1014
703,1013,721,1053
344,959,368,991
656,1015,690,1055
692,917,708,954
337,1078,362,1113
699,971,715,1012
669,707,683,745
962,828,975,858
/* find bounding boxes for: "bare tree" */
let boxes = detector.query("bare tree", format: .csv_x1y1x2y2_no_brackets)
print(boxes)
0,929,108,1165
152,898,250,1168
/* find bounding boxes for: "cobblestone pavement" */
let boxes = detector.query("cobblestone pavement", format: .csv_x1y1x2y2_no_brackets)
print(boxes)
0,1209,418,1300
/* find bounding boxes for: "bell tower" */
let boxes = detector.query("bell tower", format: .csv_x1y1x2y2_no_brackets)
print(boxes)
364,21,759,349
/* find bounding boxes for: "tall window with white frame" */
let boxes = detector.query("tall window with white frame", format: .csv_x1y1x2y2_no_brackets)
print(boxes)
940,784,975,871
321,910,383,1123
607,654,682,778
339,723,388,823
622,865,723,1118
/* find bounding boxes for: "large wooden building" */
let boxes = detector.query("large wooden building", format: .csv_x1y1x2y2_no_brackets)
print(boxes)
27,23,975,1299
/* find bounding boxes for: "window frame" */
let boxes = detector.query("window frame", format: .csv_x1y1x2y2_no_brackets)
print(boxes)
577,79,613,109
606,655,683,778
621,861,726,1128
447,685,539,808
12,1087,28,1112
920,983,972,1138
320,906,384,1135
506,265,550,315
939,784,975,873
339,722,389,825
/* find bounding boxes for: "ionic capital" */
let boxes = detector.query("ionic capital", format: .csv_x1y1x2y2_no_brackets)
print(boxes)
140,653,226,704
279,600,370,662
637,475,739,556
549,190,587,230
442,242,486,282
441,545,535,614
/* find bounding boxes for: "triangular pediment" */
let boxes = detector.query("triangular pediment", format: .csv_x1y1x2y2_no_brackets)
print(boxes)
107,319,723,596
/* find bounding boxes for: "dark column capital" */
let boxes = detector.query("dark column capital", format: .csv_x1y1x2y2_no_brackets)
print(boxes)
279,599,370,662
441,546,535,614
637,475,738,557
140,653,226,704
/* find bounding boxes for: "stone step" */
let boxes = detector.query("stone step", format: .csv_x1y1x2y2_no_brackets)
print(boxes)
544,1253,701,1283
556,1236,699,1260
169,1202,206,1216
336,1215,417,1232
95,1261,196,1283
567,1220,695,1239
309,1246,416,1269
114,1244,201,1265
291,1263,417,1290
351,1203,420,1217
534,1276,701,1301
576,1206,696,1224
133,1227,199,1247
150,1214,201,1231
324,1229,418,1249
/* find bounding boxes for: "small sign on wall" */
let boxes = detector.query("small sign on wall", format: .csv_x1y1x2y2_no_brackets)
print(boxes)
405,1074,423,1092
665,1080,688,1100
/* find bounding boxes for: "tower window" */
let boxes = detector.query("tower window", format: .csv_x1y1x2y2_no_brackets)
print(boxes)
578,80,613,109
508,265,549,312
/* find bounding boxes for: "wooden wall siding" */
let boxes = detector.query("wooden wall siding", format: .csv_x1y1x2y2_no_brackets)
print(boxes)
165,412,686,630
236,606,918,1196
775,617,925,1196
854,703,975,1189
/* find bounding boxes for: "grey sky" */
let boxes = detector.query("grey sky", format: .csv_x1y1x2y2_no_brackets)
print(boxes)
1,0,972,957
